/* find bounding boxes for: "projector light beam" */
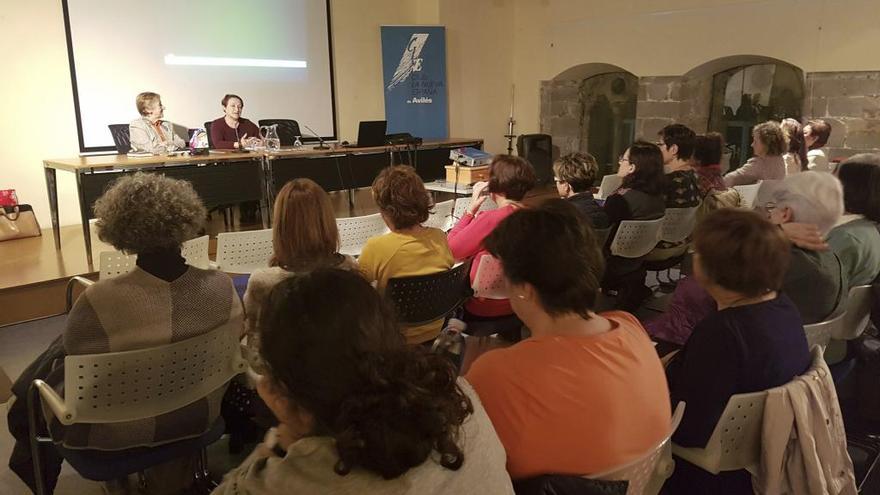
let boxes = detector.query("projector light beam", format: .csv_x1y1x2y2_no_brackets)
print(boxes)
164,54,307,69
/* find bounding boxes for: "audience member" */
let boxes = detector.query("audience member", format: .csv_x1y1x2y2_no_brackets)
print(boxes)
243,178,355,352
602,141,666,311
647,172,845,344
804,119,833,172
466,199,671,480
209,94,261,149
649,124,700,260
781,118,808,175
215,269,513,494
359,165,454,344
129,92,186,153
552,152,610,230
827,154,880,287
723,121,786,186
8,173,242,493
693,132,727,196
448,155,536,325
665,209,811,495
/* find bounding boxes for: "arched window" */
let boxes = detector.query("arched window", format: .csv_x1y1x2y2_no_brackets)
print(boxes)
542,64,638,178
708,62,804,168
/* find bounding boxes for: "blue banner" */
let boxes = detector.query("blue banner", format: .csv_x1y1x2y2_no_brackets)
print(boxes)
381,26,448,139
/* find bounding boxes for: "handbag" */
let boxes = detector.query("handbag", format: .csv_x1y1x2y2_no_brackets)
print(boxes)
0,204,41,241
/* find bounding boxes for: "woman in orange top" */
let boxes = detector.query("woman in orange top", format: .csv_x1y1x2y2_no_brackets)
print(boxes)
466,199,671,480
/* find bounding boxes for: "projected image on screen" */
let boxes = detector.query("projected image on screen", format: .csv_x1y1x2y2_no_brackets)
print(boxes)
65,0,336,151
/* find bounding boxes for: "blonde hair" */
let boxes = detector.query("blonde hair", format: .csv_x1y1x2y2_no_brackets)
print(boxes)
271,179,340,269
136,92,161,116
552,152,598,192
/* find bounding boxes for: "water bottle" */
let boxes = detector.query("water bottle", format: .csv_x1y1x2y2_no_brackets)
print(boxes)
432,318,467,371
293,135,303,148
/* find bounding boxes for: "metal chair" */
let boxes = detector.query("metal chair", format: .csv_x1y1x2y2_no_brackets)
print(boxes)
215,228,274,273
337,213,389,257
424,199,455,230
28,321,247,494
385,262,472,326
597,174,623,200
257,119,301,146
180,235,211,269
826,284,875,364
803,310,846,350
732,182,762,209
98,236,213,279
203,121,214,148
609,218,665,258
589,402,686,495
448,197,497,230
658,207,698,244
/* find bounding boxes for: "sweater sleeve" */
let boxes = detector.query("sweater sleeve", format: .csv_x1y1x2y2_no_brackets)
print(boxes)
129,121,163,154
723,158,761,187
667,317,741,447
447,212,489,260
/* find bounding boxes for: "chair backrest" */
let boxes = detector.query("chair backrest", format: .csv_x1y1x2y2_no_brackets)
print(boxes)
99,251,137,280
44,321,246,425
732,182,762,209
215,228,274,273
107,124,131,154
449,197,497,230
590,402,686,495
835,285,874,340
424,199,454,230
337,213,389,256
673,390,767,475
597,174,623,200
472,254,507,300
659,207,698,243
257,119,301,146
803,310,846,349
181,235,211,269
203,121,214,148
609,218,665,258
385,262,472,326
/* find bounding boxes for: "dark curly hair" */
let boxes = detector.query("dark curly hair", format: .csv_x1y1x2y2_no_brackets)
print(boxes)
484,199,604,319
658,123,696,160
622,141,666,196
94,172,206,253
372,165,433,229
259,268,473,479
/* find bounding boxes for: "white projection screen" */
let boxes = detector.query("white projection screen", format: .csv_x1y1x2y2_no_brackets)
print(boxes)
63,0,337,152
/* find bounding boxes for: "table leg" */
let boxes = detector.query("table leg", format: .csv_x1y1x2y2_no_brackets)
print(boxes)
44,167,61,250
75,173,93,268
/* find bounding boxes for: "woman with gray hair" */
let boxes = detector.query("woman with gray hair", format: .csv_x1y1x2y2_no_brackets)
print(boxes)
765,171,846,322
51,173,241,492
723,121,787,186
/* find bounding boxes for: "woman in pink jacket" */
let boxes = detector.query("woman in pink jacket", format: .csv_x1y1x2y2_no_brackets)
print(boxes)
448,155,536,338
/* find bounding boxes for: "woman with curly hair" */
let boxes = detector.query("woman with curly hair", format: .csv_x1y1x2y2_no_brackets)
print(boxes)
30,172,242,492
214,268,513,494
359,165,453,344
723,121,787,186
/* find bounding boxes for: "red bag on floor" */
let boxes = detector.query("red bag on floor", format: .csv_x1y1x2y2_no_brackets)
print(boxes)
0,189,18,206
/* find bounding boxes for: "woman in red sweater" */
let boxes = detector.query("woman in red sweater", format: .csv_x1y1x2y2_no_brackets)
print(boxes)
209,94,260,149
448,155,536,334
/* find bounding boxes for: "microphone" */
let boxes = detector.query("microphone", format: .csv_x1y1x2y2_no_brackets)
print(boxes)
301,124,330,150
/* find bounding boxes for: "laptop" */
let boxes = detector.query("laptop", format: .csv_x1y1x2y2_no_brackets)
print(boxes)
347,120,387,148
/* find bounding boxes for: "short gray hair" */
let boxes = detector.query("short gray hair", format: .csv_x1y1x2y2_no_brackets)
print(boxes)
94,172,206,253
770,171,843,235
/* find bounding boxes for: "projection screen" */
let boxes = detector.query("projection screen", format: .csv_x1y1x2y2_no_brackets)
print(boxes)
63,0,336,152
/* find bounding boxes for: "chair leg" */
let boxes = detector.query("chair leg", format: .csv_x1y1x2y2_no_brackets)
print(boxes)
27,385,49,495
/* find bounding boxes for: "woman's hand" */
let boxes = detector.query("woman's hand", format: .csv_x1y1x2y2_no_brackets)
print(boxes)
780,222,828,251
238,133,250,149
468,181,489,215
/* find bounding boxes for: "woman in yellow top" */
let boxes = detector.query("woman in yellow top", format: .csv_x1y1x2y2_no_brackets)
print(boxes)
359,165,454,344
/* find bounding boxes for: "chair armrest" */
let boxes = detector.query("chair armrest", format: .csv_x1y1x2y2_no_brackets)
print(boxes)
65,276,95,312
33,379,74,425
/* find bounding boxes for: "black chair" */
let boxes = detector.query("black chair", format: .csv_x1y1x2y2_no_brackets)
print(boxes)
203,121,215,148
257,119,301,146
385,262,472,326
107,124,131,154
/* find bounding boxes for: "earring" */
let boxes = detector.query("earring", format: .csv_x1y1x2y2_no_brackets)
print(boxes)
515,294,526,300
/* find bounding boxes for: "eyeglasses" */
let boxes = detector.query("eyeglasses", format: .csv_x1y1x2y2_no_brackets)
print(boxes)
618,155,632,164
764,202,777,213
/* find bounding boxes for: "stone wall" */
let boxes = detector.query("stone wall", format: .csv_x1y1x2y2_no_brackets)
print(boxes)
803,71,880,160
542,68,880,164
